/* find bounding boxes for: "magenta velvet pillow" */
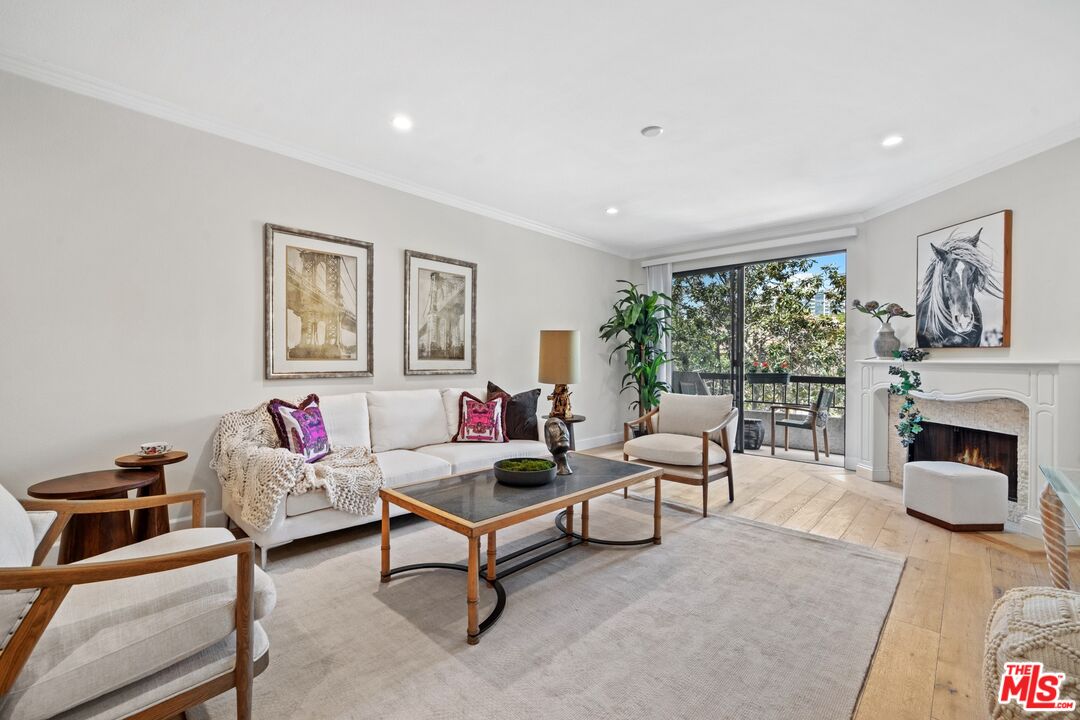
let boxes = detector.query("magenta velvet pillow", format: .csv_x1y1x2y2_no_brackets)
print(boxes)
453,391,509,443
267,394,331,462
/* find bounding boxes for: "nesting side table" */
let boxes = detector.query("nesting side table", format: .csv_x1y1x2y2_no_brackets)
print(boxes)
114,450,188,540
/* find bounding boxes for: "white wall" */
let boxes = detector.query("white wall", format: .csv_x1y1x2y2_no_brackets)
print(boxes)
641,138,1080,471
0,71,634,520
848,138,1080,470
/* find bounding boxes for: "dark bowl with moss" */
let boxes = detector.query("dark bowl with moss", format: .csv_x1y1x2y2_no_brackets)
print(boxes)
493,457,557,487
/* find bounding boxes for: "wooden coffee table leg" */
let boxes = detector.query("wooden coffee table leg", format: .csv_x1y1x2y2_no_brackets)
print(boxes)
380,501,391,583
581,500,589,545
467,535,480,644
653,476,662,545
486,531,497,582
566,504,574,535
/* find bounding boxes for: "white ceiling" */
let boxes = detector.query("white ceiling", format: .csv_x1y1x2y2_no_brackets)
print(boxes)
3,1,1080,258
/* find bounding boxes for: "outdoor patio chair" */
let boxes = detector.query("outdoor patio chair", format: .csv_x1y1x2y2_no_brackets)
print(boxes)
770,386,835,462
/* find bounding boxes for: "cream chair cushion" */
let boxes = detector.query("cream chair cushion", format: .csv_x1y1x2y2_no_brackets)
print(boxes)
58,623,269,720
656,392,734,437
624,433,727,467
1,528,276,720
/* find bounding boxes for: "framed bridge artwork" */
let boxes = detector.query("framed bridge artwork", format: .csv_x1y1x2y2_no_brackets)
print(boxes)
264,223,373,379
404,250,477,375
915,209,1012,349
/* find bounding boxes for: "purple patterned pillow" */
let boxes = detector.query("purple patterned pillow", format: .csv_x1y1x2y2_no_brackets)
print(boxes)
268,395,331,462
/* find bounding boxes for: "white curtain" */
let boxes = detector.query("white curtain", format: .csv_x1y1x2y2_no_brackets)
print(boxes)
644,263,673,387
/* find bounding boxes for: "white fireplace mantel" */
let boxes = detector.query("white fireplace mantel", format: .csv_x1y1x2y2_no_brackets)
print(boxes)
855,357,1060,538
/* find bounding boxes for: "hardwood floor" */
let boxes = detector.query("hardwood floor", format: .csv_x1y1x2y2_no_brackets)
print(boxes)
587,445,1051,720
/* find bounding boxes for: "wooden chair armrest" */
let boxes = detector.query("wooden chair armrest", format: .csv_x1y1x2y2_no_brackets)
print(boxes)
624,408,659,429
624,408,660,441
19,491,206,566
0,537,252,590
702,407,741,436
769,403,812,412
0,537,255,696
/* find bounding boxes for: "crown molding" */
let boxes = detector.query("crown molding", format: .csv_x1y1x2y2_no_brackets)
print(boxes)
640,225,859,267
861,118,1080,222
0,51,622,257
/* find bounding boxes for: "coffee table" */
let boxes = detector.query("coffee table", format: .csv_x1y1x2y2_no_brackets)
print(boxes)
379,452,663,644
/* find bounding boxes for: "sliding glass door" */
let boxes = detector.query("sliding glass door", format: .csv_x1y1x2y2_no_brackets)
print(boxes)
669,251,847,460
669,265,745,450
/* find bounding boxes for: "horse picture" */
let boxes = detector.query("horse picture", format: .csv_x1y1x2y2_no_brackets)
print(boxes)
915,210,1011,348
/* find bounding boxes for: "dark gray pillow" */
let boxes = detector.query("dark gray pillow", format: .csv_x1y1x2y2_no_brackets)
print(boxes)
487,381,541,440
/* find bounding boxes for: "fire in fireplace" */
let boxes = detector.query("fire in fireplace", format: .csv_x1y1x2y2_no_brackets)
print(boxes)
908,421,1019,501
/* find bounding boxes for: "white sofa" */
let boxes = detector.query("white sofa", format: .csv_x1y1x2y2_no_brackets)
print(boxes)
222,387,550,563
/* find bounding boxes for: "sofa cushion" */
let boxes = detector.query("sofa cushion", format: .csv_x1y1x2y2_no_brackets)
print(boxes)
624,433,727,467
319,392,371,450
376,449,452,486
440,388,486,440
416,440,549,474
367,389,450,451
657,391,734,437
1,527,276,720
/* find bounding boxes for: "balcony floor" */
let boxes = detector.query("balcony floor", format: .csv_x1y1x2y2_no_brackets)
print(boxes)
744,445,846,468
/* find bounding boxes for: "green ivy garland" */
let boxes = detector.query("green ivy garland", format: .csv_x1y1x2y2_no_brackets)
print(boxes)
888,348,928,447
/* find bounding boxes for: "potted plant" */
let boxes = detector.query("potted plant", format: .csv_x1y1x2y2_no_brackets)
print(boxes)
746,360,791,385
852,299,914,358
599,280,672,419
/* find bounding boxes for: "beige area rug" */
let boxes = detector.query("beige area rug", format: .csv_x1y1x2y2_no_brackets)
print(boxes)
196,495,903,720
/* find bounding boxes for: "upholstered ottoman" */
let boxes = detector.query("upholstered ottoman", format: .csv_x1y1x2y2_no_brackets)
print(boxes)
985,586,1080,719
903,460,1008,531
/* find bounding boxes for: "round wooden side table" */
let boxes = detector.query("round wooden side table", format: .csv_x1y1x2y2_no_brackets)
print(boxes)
543,414,586,450
114,450,188,541
27,469,159,564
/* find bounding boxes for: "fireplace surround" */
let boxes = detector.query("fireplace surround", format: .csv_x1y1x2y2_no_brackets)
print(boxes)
856,358,1059,537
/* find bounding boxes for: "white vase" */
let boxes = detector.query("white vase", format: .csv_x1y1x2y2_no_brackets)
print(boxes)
874,321,901,358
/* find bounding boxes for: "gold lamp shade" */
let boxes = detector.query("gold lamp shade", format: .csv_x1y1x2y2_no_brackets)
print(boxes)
538,330,580,418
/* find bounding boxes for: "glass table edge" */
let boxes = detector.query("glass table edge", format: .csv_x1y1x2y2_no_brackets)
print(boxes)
1039,464,1080,528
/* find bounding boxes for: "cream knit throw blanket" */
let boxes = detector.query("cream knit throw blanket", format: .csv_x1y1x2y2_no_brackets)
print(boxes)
211,401,384,532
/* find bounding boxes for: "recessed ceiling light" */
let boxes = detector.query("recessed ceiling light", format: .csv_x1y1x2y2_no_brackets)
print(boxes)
641,125,664,138
881,134,904,148
391,114,413,132
606,207,619,215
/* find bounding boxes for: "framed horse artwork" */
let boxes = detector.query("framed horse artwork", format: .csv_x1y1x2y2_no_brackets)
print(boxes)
915,210,1012,348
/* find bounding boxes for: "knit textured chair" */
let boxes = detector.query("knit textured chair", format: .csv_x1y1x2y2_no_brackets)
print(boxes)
770,387,835,462
622,391,738,517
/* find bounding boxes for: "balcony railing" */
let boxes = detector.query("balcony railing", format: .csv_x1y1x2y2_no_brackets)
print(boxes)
692,372,846,415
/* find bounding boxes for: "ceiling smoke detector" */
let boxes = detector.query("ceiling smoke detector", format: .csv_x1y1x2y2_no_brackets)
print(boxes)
640,125,664,138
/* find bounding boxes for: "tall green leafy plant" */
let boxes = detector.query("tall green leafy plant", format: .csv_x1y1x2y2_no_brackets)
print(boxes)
599,280,673,412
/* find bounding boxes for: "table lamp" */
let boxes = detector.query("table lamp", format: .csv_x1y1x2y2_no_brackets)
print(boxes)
538,330,580,419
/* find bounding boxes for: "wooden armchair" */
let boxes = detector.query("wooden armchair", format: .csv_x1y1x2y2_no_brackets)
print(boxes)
621,392,739,517
770,386,835,462
0,484,275,720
